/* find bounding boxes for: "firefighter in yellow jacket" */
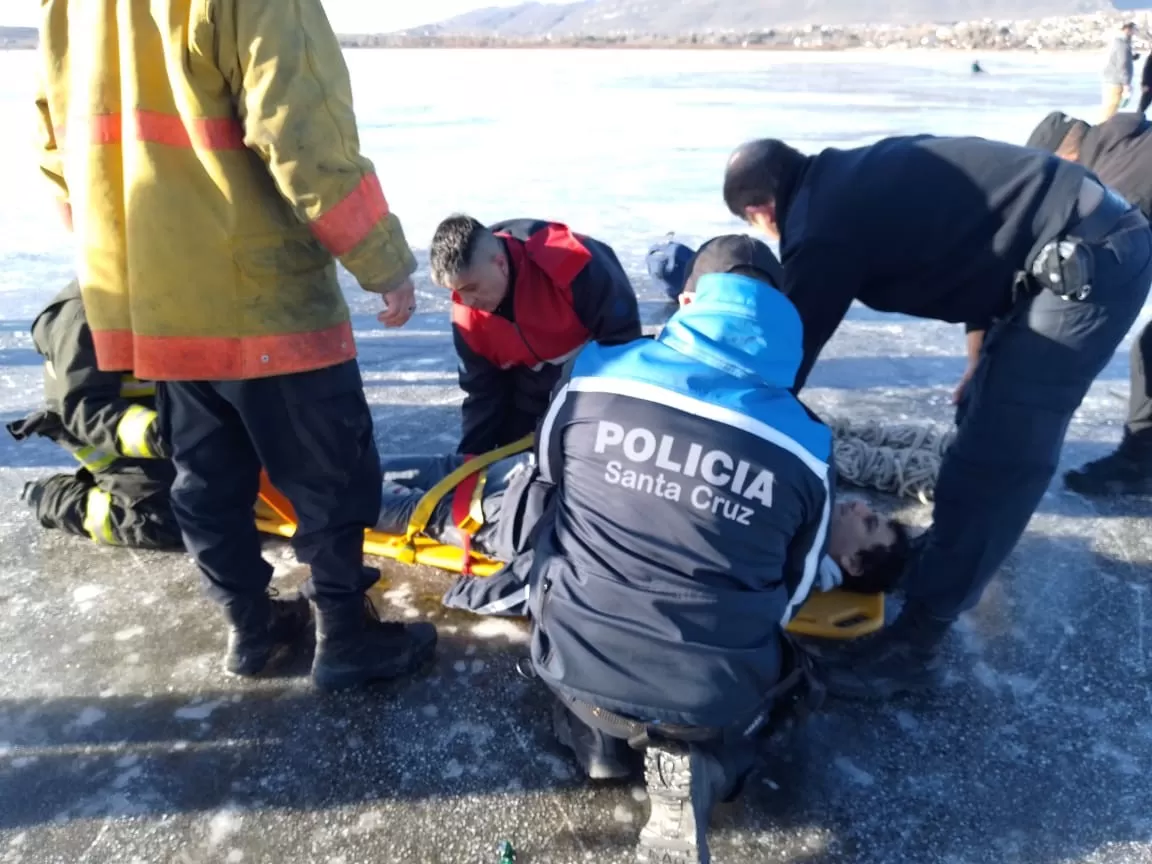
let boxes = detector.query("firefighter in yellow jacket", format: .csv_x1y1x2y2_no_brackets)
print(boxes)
35,0,437,689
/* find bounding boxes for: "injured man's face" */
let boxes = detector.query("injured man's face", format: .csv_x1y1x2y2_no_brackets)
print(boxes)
827,499,911,593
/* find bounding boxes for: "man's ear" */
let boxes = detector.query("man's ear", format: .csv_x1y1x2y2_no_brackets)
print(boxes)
839,552,864,578
745,201,777,223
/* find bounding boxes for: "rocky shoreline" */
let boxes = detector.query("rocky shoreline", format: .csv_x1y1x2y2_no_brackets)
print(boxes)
4,10,1151,52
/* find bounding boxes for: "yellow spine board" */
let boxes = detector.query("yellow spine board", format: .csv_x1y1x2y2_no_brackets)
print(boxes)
253,510,884,639
253,428,884,640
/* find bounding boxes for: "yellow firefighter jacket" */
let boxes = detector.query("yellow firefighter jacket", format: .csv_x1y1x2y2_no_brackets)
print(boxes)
35,0,416,380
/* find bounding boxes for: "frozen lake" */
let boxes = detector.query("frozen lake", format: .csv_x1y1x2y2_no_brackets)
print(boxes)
1,48,1150,864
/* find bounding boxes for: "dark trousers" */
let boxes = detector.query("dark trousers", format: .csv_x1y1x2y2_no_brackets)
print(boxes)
157,361,382,613
911,211,1152,620
33,469,183,550
380,452,531,556
1123,319,1152,447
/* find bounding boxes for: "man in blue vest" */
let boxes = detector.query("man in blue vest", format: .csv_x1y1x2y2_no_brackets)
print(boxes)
509,235,834,864
429,215,642,454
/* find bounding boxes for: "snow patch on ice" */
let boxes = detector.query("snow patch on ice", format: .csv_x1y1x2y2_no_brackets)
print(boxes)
1093,741,1141,776
207,808,243,848
470,618,529,644
175,700,224,721
833,756,876,787
112,765,144,790
73,707,106,727
538,752,573,780
354,812,384,833
73,585,104,610
442,759,464,779
113,626,146,642
894,711,920,734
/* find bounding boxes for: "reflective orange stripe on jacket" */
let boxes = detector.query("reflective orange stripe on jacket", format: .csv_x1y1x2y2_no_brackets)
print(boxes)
310,173,391,256
92,320,357,381
61,111,392,258
62,108,382,379
55,111,244,150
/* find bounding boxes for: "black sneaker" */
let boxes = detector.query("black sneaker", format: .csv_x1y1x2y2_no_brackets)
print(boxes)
637,745,711,864
1063,447,1152,497
224,593,312,677
552,701,639,781
312,596,438,692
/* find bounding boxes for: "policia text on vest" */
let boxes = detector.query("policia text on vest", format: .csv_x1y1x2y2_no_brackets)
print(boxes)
594,420,775,527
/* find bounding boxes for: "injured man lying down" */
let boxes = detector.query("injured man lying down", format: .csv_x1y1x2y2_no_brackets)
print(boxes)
376,447,913,616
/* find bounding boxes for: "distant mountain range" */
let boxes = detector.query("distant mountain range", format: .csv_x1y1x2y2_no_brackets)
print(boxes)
404,0,1123,36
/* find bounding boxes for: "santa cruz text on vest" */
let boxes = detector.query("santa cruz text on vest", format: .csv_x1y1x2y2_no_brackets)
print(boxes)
593,420,775,526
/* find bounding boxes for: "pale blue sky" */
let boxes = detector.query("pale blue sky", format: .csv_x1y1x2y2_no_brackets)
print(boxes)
5,1,566,32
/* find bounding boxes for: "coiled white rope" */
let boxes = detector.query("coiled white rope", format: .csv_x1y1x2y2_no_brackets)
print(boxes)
829,418,956,504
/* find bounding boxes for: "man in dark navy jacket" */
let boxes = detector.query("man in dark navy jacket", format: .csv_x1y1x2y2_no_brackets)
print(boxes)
723,135,1152,701
429,215,642,454
1018,111,1152,496
515,236,832,864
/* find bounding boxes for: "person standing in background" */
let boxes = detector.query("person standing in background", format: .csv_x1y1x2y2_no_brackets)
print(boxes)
1102,22,1137,121
35,0,437,689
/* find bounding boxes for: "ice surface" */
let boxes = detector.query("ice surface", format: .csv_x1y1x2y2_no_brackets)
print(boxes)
0,47,1150,864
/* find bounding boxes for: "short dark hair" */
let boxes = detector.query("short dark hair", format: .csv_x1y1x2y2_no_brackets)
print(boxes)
429,214,495,287
844,520,913,595
723,139,806,218
682,234,784,295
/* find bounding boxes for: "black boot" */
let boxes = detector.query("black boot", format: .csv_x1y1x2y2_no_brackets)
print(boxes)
1063,436,1152,496
21,481,44,509
375,481,427,535
818,604,950,701
223,592,312,677
637,743,723,864
311,595,438,692
552,701,640,781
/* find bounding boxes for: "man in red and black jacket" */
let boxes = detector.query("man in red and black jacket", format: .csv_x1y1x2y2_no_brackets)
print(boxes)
430,215,642,454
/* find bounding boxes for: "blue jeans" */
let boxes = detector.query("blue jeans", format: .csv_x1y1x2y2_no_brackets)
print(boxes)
908,212,1152,620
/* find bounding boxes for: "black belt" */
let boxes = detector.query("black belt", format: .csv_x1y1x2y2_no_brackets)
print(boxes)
1065,178,1145,245
565,637,821,751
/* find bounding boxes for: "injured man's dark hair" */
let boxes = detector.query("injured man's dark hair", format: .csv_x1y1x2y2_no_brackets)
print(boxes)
376,452,914,596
